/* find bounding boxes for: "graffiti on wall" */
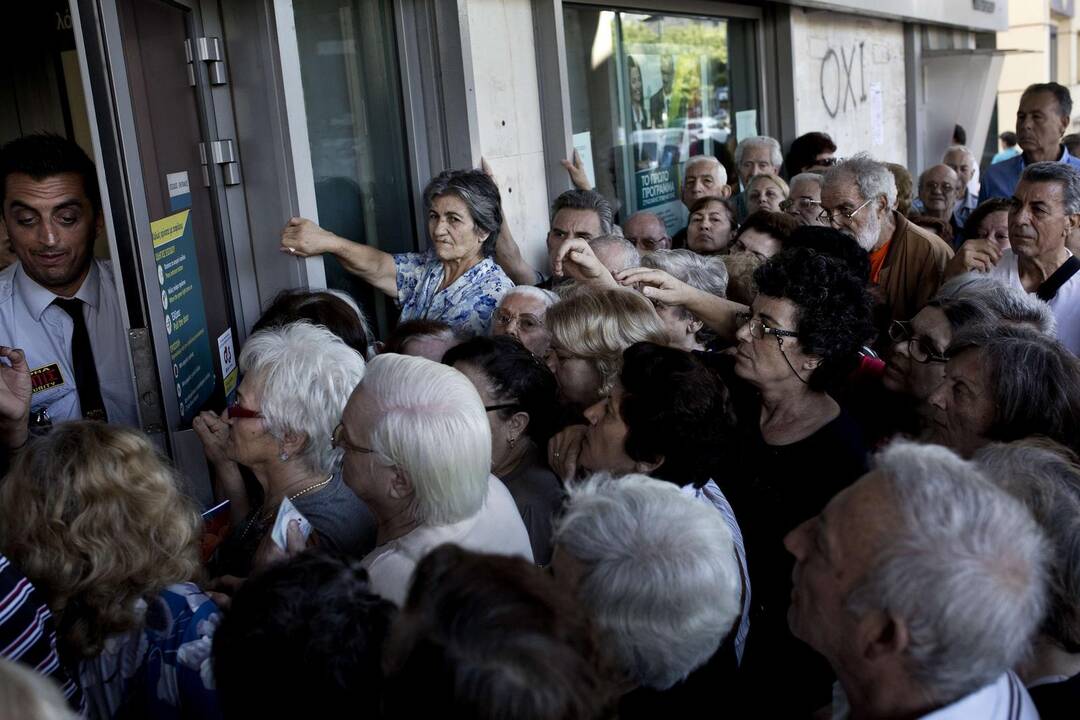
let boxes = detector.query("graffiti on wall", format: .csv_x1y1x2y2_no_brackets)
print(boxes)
820,42,866,118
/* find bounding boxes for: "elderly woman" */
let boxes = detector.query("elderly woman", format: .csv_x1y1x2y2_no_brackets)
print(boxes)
553,474,743,717
336,353,533,605
975,439,1080,719
0,422,221,718
641,249,727,351
545,287,669,411
686,197,735,255
196,322,375,578
730,210,798,261
746,173,789,215
281,169,513,335
490,285,558,357
963,197,1011,249
444,336,565,565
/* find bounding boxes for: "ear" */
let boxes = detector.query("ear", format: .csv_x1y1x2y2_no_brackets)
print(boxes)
687,316,704,336
388,467,415,502
858,609,910,663
802,355,824,372
634,454,665,474
877,194,890,214
280,430,307,457
719,185,733,200
505,410,530,443
1065,213,1080,235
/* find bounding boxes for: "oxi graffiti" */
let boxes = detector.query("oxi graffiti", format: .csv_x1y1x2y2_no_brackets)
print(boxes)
820,42,866,118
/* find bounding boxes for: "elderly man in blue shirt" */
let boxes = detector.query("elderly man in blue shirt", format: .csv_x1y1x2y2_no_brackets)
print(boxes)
980,83,1080,203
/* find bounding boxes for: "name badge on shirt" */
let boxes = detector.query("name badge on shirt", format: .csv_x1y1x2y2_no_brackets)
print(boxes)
30,363,65,394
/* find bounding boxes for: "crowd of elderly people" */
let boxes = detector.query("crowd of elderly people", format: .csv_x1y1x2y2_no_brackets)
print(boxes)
2,81,1080,720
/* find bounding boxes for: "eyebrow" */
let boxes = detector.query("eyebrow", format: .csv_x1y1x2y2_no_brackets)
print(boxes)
757,312,782,325
10,198,84,212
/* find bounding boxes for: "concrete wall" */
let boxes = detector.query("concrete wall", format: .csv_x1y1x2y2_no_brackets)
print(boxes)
790,9,907,164
462,0,552,273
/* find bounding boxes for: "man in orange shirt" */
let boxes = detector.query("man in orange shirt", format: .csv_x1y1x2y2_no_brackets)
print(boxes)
819,154,954,322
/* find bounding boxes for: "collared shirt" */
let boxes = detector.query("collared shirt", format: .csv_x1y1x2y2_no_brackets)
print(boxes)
393,250,513,336
0,259,139,428
831,672,1038,719
990,248,1080,354
979,144,1080,203
991,146,1021,165
953,190,978,232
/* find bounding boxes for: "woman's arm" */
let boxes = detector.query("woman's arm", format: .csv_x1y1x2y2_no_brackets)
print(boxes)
616,267,748,341
280,218,399,298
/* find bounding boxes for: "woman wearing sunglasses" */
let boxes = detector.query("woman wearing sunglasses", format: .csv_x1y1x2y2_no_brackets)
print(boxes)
196,322,376,579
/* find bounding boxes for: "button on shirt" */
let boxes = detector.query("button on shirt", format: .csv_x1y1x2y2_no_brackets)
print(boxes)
990,248,1080,354
979,145,1080,203
0,259,138,426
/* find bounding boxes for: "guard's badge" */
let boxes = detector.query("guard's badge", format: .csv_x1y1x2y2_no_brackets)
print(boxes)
30,363,65,394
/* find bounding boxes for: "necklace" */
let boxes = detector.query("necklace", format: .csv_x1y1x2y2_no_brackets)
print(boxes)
238,474,333,540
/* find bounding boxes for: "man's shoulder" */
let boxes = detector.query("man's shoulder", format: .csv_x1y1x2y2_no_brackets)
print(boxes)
0,262,17,302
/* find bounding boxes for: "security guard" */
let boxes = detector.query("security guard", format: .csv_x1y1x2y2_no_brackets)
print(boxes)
0,133,138,430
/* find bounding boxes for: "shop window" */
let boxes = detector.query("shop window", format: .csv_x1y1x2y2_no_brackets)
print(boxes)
562,6,759,233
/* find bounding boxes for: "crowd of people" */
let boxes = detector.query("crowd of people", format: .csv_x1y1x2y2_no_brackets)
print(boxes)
1,79,1080,719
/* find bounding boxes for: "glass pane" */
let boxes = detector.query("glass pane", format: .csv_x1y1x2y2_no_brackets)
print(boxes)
293,0,413,336
563,6,758,235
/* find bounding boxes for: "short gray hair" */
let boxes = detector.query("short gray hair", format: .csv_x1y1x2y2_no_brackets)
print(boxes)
361,353,491,525
975,439,1080,653
498,285,558,310
555,473,741,690
239,322,366,476
943,144,976,165
588,234,640,273
734,136,782,169
847,440,1048,704
789,172,824,193
1019,161,1080,214
642,249,728,297
551,189,614,235
934,272,1056,335
685,154,727,185
423,169,503,256
825,153,897,208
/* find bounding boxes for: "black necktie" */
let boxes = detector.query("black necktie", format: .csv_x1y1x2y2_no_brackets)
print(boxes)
53,298,108,422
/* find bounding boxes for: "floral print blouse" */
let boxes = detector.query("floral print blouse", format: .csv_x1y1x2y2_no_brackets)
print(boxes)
393,250,513,336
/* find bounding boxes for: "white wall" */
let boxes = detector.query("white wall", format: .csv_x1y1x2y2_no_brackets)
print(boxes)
790,9,907,164
462,0,552,273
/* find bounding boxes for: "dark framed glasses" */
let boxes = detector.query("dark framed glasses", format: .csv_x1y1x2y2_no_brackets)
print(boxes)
888,320,948,364
735,311,799,340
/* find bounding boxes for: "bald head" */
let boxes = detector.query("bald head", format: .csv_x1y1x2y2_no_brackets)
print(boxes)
918,164,961,219
623,211,670,254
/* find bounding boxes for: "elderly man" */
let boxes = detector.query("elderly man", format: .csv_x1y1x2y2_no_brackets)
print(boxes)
943,145,979,230
912,164,962,241
338,353,533,605
785,440,1046,720
671,155,730,249
490,285,557,357
783,173,827,226
495,188,613,286
981,82,1080,203
623,211,670,254
733,136,783,223
926,324,1080,459
951,162,1080,352
589,234,640,275
821,154,954,321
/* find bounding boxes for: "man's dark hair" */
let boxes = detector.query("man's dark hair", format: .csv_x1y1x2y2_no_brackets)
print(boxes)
964,197,1012,241
253,289,372,356
1024,82,1074,119
382,544,617,720
908,214,953,246
952,124,967,146
999,131,1018,148
753,246,876,391
213,549,397,718
551,189,614,235
382,318,459,355
443,335,560,444
0,133,100,215
783,131,837,178
619,342,736,489
734,210,799,246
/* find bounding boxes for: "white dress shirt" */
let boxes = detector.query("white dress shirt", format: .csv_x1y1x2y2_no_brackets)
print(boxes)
990,248,1080,354
831,672,1038,719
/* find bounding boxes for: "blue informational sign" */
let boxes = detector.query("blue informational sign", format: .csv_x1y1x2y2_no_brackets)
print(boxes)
152,171,215,425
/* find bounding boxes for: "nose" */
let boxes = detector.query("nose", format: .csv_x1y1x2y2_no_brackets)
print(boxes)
783,518,812,559
583,399,605,425
545,351,558,374
735,320,752,344
928,380,949,412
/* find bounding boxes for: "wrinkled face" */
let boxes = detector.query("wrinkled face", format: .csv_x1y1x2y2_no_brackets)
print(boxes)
428,193,486,264
547,208,603,261
579,383,638,476
820,175,885,253
546,340,603,409
629,64,643,104
339,384,399,505
733,294,814,388
925,349,996,457
784,471,894,665
687,199,733,255
682,161,725,208
974,210,1010,252
623,213,670,254
738,145,779,187
653,301,698,351
1016,90,1070,156
2,172,99,297
1009,179,1074,260
786,178,825,226
918,166,960,215
492,293,552,357
943,149,974,188
883,306,951,400
225,375,278,468
748,178,786,214
732,228,782,261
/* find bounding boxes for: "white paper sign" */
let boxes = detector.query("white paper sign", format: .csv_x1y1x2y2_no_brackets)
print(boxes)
166,171,190,200
735,110,758,143
869,83,884,147
572,131,597,189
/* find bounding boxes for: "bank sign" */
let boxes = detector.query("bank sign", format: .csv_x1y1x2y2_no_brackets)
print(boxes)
635,164,684,234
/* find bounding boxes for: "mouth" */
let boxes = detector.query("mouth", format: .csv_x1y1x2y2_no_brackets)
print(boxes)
34,251,68,266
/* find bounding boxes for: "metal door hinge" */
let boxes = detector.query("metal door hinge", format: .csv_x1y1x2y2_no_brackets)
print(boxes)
184,37,227,86
199,140,242,187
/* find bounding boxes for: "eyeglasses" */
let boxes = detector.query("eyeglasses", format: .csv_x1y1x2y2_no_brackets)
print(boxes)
922,182,956,194
780,197,821,212
888,320,948,364
226,402,263,420
817,197,874,226
493,311,544,332
484,402,521,413
816,157,839,167
735,312,799,340
330,422,374,454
